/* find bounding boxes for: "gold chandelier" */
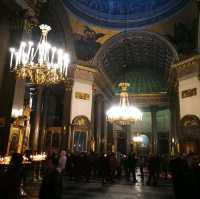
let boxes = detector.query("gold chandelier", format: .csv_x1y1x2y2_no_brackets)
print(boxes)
9,24,70,85
106,82,143,125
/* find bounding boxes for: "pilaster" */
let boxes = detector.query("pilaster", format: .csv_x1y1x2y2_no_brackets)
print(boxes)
151,106,158,154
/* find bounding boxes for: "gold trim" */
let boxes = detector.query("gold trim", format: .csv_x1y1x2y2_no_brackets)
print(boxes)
182,88,197,99
171,55,200,69
118,92,167,97
75,92,90,100
76,64,97,73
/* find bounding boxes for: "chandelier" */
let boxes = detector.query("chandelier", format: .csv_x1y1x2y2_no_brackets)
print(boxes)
106,82,143,125
9,24,70,85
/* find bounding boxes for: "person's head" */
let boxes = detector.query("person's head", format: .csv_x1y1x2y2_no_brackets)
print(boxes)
10,153,23,167
47,156,59,170
60,150,66,156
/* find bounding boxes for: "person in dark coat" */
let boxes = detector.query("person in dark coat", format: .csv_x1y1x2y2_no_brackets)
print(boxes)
39,156,62,199
127,152,137,183
146,154,161,186
100,153,110,184
0,153,23,199
170,154,188,199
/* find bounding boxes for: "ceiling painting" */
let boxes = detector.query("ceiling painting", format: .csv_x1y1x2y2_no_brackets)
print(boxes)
68,15,118,61
64,0,189,29
68,14,118,44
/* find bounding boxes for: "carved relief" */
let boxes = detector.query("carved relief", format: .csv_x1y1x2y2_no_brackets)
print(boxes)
182,88,197,98
75,92,90,100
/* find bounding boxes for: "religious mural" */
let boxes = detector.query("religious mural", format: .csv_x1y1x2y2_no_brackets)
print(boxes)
72,116,90,152
73,26,105,61
165,19,197,57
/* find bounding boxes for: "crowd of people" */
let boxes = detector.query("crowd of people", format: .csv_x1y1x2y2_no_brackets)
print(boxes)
0,150,200,199
30,151,200,198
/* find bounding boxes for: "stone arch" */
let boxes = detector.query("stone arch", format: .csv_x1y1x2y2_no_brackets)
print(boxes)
93,30,179,67
179,114,200,154
72,115,90,131
71,115,91,152
180,114,200,129
92,31,179,94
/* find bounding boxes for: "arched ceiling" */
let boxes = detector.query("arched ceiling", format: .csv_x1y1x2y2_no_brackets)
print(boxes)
93,31,178,94
63,0,189,29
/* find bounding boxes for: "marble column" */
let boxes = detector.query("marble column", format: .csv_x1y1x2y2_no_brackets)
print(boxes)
196,1,200,53
113,129,118,153
0,15,11,154
100,98,106,153
104,102,108,152
90,87,96,151
96,94,103,153
62,84,73,151
38,88,49,152
126,126,131,153
170,87,181,155
0,11,26,154
151,106,158,154
31,87,43,152
0,16,10,91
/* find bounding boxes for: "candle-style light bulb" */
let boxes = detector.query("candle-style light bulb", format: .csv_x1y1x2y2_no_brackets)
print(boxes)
57,49,63,70
10,48,15,69
51,47,57,67
27,41,33,63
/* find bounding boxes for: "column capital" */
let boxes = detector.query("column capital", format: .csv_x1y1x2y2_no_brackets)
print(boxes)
63,78,74,91
150,106,158,113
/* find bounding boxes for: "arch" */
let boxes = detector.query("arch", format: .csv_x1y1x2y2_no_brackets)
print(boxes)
180,114,200,129
93,30,179,66
93,31,179,94
72,115,90,131
71,115,90,152
179,115,200,154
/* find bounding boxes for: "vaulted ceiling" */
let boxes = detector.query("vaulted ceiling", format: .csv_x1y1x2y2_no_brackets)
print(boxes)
93,31,178,94
63,0,189,29
62,0,196,94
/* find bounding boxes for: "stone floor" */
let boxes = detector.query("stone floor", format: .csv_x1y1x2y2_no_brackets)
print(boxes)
23,176,174,199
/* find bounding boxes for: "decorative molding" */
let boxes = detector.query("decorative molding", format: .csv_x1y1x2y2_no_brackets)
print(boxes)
172,55,200,69
169,55,200,87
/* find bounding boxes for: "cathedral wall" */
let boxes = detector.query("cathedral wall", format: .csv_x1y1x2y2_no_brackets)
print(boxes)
70,79,93,122
179,75,200,119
